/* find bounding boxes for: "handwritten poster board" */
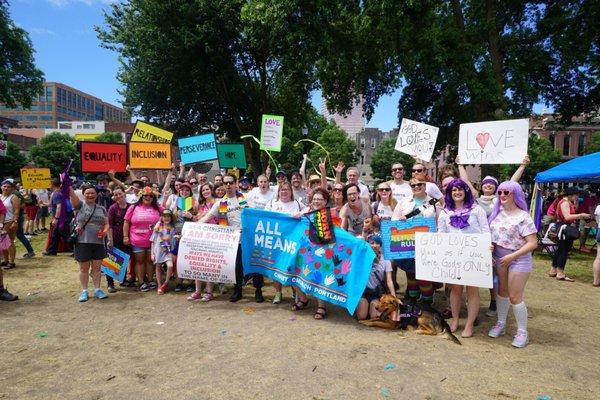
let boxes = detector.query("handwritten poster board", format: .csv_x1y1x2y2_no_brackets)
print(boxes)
128,142,172,169
217,143,247,169
458,118,528,164
260,114,284,152
415,232,493,288
178,133,217,165
0,140,7,157
80,142,127,173
380,217,436,260
20,168,51,189
131,120,173,143
101,246,130,283
177,222,240,283
395,118,439,162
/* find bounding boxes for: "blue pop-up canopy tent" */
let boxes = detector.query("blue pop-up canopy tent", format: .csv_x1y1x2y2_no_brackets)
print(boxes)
535,152,600,183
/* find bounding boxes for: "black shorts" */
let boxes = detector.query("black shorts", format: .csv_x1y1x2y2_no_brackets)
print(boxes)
36,206,49,219
74,243,106,263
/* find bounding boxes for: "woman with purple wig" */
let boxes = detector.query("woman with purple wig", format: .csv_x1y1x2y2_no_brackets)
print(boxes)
437,179,489,337
487,181,537,348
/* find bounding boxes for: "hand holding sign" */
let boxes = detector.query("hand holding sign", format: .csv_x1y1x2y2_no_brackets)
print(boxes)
395,118,439,162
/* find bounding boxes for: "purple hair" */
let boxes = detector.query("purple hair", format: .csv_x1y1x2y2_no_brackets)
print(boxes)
444,179,475,211
488,181,529,223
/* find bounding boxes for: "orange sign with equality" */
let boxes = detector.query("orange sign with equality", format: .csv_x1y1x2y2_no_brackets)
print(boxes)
128,142,172,169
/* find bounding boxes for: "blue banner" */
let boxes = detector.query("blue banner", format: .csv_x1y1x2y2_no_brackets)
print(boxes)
241,208,374,315
101,246,130,282
178,133,218,165
381,217,436,260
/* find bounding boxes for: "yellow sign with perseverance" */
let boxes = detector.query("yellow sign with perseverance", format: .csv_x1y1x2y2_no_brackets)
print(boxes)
20,168,51,189
130,121,173,143
128,142,172,169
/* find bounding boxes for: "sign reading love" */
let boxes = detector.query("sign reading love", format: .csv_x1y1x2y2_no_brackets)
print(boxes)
457,118,529,164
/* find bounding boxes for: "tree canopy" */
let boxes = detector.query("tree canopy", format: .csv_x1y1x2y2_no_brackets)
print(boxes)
0,141,28,178
0,0,44,108
370,138,415,182
29,132,80,177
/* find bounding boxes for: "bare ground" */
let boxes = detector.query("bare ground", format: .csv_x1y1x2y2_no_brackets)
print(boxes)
1,238,599,400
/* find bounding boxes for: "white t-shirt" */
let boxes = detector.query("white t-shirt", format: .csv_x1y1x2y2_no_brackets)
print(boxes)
372,201,394,220
389,181,412,202
33,189,50,205
366,259,392,290
425,182,443,200
594,204,600,225
246,188,275,210
265,199,303,215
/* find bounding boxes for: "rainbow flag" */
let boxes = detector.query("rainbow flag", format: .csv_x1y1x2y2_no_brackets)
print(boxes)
101,247,130,282
530,183,542,231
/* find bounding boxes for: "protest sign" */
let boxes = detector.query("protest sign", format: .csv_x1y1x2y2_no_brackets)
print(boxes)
217,143,247,169
0,140,7,157
177,222,240,283
178,133,218,165
130,120,173,143
458,118,528,164
241,208,374,315
380,217,436,260
260,114,284,152
128,142,172,169
101,247,130,283
80,142,127,172
20,168,51,189
415,232,493,288
395,118,439,162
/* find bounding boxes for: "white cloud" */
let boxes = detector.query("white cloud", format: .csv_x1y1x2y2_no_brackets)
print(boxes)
29,27,58,36
46,0,118,7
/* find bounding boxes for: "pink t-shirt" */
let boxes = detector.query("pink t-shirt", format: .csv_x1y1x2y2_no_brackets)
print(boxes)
124,204,163,248
490,209,537,251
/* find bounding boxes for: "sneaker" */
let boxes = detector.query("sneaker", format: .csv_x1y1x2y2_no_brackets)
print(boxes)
148,281,158,290
255,288,264,303
272,292,283,304
485,308,497,317
200,292,214,302
78,291,89,302
488,321,506,338
25,235,32,239
0,288,18,301
107,285,117,293
42,251,57,256
157,283,168,294
94,289,108,299
229,287,242,302
22,252,35,259
139,283,150,292
187,291,202,301
218,283,228,294
174,284,183,292
511,330,529,348
186,284,195,293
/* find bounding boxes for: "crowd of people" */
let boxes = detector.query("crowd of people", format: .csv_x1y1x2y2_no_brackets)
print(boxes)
2,154,599,349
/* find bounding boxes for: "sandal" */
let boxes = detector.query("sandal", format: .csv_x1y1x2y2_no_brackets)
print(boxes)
291,299,309,311
314,307,327,320
556,276,575,282
200,293,214,302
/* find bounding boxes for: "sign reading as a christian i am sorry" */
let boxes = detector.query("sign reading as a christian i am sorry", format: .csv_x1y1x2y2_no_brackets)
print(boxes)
178,133,218,165
130,120,174,143
128,142,172,169
260,114,284,152
415,232,493,288
217,143,247,169
101,246,130,283
177,222,240,283
457,118,528,164
80,142,127,172
395,118,439,162
20,168,51,189
380,217,436,260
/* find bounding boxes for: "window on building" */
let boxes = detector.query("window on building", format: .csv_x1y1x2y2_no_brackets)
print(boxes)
46,105,52,111
371,138,376,148
563,134,570,156
360,138,365,148
360,153,365,165
549,132,555,148
578,133,586,155
40,115,53,121
59,122,72,129
46,86,53,101
82,123,95,129
26,115,38,121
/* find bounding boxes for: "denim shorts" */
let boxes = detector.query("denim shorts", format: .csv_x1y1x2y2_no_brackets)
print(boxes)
132,245,150,253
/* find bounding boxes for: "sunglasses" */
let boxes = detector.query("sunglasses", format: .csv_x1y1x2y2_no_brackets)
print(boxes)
190,181,198,185
377,188,391,192
410,183,424,188
223,181,235,185
412,168,424,173
497,190,512,196
392,168,404,172
313,197,326,201
333,188,343,192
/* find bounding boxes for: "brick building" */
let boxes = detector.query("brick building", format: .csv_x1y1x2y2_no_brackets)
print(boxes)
530,114,600,159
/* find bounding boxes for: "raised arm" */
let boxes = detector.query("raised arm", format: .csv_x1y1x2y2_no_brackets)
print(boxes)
333,161,345,185
69,186,81,209
107,170,126,190
510,155,530,182
299,154,308,181
318,158,328,189
456,156,478,196
127,164,139,182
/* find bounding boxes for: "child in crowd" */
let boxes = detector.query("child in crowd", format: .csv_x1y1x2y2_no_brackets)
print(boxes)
150,210,177,294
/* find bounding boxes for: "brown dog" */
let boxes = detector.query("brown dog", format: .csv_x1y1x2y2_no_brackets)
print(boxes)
359,294,461,345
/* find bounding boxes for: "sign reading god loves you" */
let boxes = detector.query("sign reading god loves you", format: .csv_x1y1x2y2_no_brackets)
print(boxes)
415,232,493,288
380,217,436,260
241,208,374,314
101,247,130,283
177,222,240,283
20,168,51,189
130,120,173,143
260,114,284,152
178,133,218,165
128,142,172,169
80,142,127,172
458,118,528,164
217,143,247,169
395,119,439,162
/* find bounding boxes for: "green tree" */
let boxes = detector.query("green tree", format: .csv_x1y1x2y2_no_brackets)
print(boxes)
95,131,123,143
307,124,359,178
584,131,600,155
0,1,44,108
370,138,415,181
0,141,28,178
29,132,80,177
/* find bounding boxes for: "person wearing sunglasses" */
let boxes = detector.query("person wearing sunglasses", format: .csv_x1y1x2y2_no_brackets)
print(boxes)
487,181,538,348
411,163,443,200
391,178,437,305
371,183,397,231
388,163,412,202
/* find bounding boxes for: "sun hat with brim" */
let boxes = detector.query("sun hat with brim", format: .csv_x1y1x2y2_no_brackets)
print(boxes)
308,174,321,183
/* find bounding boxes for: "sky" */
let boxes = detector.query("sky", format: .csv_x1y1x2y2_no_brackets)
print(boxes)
9,0,547,131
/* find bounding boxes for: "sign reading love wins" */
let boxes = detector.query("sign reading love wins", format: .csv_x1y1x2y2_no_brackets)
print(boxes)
395,118,439,162
457,118,528,164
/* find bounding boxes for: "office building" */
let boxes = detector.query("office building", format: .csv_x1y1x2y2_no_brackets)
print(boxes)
321,97,365,140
